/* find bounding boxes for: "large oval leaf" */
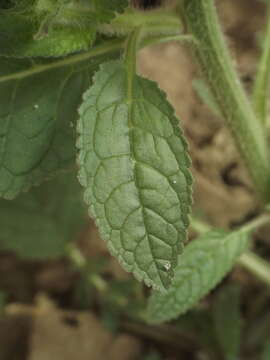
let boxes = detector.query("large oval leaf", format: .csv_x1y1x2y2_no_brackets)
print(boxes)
77,60,192,290
0,52,118,199
0,170,87,259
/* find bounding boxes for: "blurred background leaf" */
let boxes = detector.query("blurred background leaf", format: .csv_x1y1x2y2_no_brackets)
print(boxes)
261,339,270,360
0,170,87,259
213,284,242,360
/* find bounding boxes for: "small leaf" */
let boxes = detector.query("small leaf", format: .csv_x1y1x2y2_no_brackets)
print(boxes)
77,60,192,290
213,284,242,360
0,52,116,199
0,170,87,259
147,229,249,323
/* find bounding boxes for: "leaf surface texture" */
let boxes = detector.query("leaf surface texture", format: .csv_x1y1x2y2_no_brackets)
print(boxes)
0,170,87,259
213,284,242,360
0,54,113,199
147,229,249,322
0,0,128,57
77,60,192,290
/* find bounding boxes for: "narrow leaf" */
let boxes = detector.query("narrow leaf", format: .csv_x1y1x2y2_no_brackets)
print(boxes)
0,52,115,199
213,284,242,360
0,170,87,259
77,60,192,290
147,229,249,323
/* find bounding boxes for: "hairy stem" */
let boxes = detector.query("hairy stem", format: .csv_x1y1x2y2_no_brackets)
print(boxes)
99,8,182,36
0,39,124,83
253,7,270,125
0,31,185,84
141,34,194,48
124,27,142,99
191,214,270,287
181,0,270,201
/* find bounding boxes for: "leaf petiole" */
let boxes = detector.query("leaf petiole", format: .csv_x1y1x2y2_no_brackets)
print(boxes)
98,8,182,37
238,251,270,287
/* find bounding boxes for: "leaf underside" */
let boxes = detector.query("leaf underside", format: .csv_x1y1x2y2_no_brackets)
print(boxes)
147,229,249,323
0,53,116,199
0,170,87,259
77,60,192,290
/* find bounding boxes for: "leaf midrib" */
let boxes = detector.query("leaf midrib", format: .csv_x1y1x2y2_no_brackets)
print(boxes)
126,71,171,289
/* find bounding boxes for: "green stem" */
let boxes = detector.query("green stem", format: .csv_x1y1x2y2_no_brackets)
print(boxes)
98,8,182,37
238,213,270,233
0,38,124,83
238,251,270,287
190,216,211,233
191,215,270,287
253,7,270,125
182,0,270,201
0,31,187,84
125,27,142,100
141,34,194,48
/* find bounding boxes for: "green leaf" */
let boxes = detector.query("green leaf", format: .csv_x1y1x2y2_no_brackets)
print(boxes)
213,284,242,360
177,310,221,352
262,340,270,360
95,0,129,20
147,229,249,323
0,170,87,259
0,52,114,199
0,0,128,58
77,60,192,290
143,352,162,360
0,13,96,57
